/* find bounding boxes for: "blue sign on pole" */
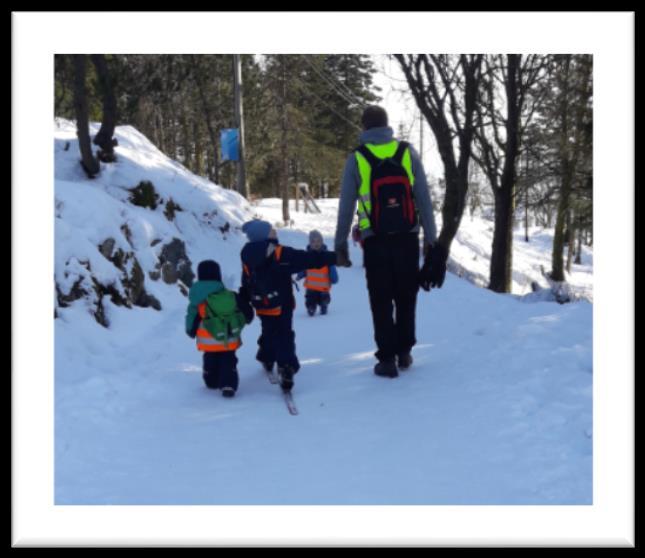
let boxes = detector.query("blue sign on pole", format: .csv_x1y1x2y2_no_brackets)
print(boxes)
220,128,239,162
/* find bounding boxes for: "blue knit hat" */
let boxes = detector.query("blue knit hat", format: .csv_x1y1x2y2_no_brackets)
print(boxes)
242,220,272,242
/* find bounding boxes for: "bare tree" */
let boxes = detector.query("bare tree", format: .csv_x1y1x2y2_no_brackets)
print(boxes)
90,54,118,162
72,55,100,178
472,54,548,293
395,54,483,252
551,55,592,281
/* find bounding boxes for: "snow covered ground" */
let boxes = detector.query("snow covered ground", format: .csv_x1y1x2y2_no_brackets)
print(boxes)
55,123,593,505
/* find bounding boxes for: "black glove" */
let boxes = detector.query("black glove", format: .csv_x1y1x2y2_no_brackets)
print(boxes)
419,242,448,290
336,243,352,268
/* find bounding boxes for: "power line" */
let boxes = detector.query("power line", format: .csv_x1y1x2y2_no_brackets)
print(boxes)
291,73,363,133
307,54,367,107
300,55,365,108
300,55,357,106
328,56,374,106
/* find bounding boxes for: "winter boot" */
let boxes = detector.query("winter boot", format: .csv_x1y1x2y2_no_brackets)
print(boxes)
278,365,295,392
262,361,274,373
374,359,398,378
397,353,413,370
222,387,236,398
320,304,328,315
306,306,316,317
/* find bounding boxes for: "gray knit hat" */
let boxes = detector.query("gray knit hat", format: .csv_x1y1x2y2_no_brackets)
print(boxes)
309,230,323,244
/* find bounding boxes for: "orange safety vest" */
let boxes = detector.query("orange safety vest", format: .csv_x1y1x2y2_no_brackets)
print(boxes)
243,245,284,316
195,302,241,352
304,265,331,293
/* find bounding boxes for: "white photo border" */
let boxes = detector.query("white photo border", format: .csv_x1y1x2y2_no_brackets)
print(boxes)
12,10,635,547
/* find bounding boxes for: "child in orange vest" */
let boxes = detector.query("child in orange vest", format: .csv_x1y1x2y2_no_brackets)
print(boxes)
297,230,339,316
185,260,254,397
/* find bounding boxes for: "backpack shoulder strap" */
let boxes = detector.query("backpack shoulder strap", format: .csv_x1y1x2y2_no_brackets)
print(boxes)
355,144,380,168
393,141,410,165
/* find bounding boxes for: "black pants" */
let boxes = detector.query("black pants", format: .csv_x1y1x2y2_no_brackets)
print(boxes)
363,233,420,362
256,310,300,373
305,290,331,311
203,351,239,391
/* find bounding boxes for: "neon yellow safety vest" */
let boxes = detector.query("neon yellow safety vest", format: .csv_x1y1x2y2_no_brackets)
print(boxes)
354,141,415,231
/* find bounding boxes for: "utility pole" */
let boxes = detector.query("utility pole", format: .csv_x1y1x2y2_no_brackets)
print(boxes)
233,54,250,199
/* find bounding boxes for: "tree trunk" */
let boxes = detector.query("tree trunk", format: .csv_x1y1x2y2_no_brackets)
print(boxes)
566,209,575,273
181,109,191,170
156,107,165,153
213,143,220,184
488,54,520,294
72,55,100,178
551,56,572,282
575,224,583,264
279,57,291,223
194,120,204,176
167,108,177,160
90,54,117,163
552,169,571,281
524,155,530,242
437,166,467,251
489,184,515,293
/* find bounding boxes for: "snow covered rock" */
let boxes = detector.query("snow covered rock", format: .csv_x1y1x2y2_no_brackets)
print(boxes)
54,118,253,327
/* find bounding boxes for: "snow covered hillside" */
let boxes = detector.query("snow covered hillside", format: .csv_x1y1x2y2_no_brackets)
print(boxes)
54,118,255,327
55,123,592,505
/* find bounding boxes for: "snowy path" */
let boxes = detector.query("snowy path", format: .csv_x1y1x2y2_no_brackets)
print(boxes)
55,217,592,504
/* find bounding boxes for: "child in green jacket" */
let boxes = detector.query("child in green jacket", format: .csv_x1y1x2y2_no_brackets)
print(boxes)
185,260,253,397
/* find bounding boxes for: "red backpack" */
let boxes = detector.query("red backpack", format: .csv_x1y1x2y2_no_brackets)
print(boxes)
355,141,418,235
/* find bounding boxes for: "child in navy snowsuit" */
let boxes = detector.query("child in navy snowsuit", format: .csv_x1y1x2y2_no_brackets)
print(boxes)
185,260,254,397
240,220,337,392
296,230,339,316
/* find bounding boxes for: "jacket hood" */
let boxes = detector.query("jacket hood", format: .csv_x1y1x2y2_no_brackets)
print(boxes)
359,126,395,145
241,240,276,269
188,280,224,304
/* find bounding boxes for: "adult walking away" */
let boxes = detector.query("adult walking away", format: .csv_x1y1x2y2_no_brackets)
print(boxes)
334,105,448,378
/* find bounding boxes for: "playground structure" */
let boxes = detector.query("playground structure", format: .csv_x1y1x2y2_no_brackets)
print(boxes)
294,182,321,213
